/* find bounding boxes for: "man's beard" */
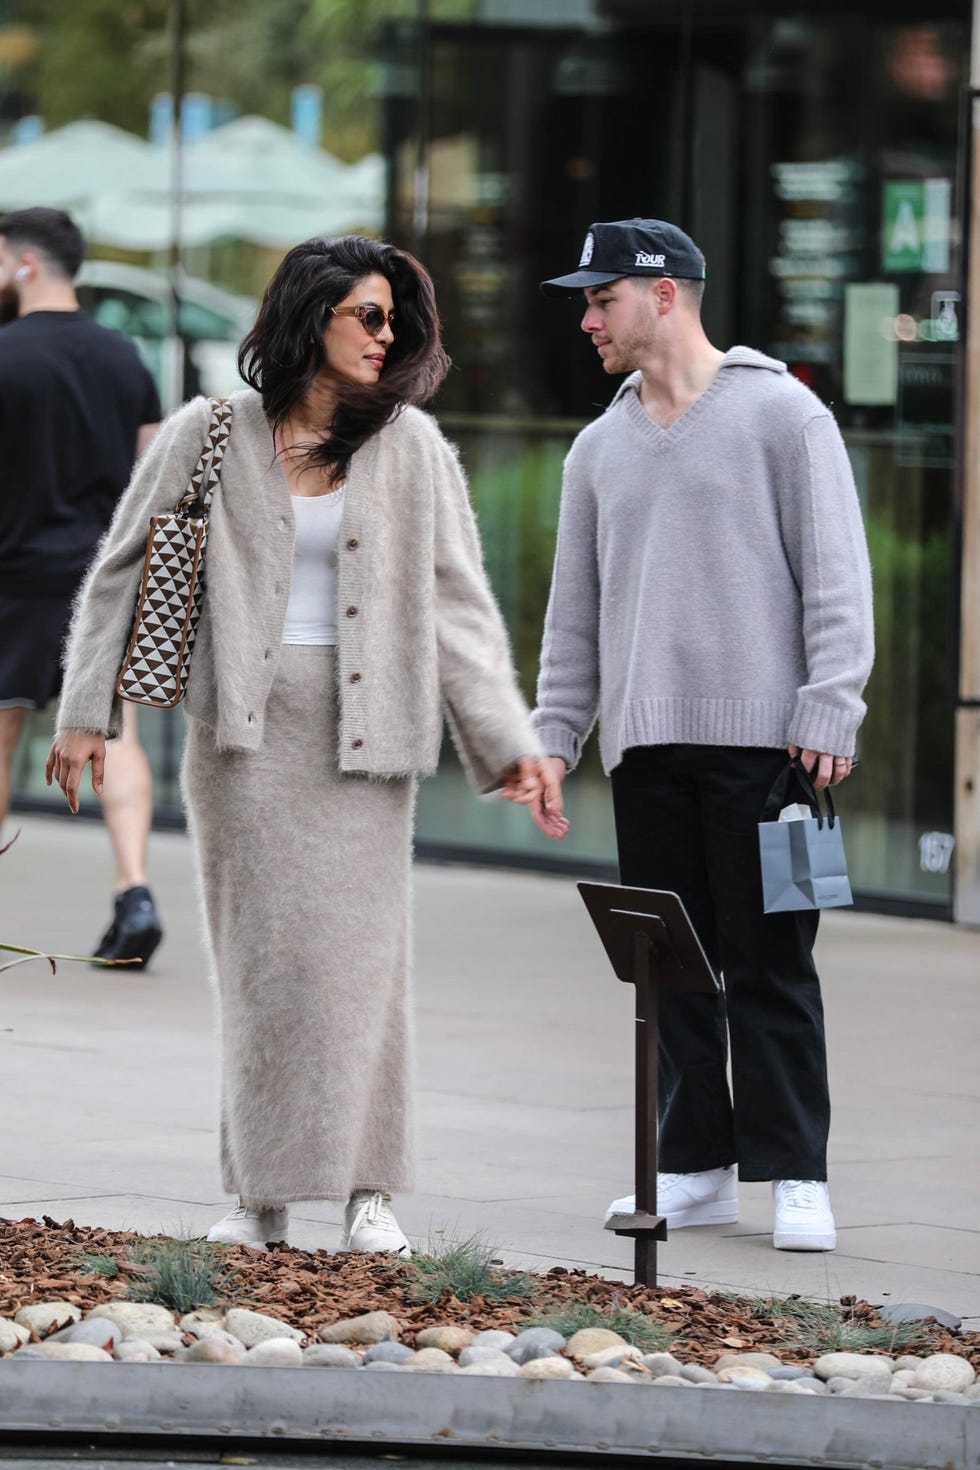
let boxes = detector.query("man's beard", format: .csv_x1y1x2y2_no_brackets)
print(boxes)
601,322,656,375
0,287,20,325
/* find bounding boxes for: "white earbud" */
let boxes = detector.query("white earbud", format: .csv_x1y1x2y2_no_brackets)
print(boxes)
14,266,29,281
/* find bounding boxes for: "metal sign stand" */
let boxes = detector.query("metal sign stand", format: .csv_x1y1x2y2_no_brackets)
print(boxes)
578,883,720,1286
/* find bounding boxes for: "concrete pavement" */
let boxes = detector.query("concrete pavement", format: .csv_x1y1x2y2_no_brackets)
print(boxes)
2,811,978,1326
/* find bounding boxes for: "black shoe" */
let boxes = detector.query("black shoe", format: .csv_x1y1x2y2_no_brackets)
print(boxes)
92,885,163,970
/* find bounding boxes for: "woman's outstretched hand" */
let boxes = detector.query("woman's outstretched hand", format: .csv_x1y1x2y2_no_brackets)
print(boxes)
500,754,569,839
45,730,107,814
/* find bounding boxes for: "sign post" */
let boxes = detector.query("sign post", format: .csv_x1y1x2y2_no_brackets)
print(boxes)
578,883,720,1286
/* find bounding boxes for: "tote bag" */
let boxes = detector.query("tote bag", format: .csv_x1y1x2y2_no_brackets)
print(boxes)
757,760,853,913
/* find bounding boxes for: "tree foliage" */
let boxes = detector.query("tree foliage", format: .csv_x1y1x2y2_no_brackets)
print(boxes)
1,0,476,156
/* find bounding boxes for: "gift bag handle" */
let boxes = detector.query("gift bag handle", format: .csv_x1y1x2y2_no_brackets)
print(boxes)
761,760,837,830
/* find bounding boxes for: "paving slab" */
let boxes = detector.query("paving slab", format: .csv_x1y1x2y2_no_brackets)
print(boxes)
1,812,978,1326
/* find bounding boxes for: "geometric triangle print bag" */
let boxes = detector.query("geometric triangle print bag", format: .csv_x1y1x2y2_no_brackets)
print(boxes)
115,396,233,709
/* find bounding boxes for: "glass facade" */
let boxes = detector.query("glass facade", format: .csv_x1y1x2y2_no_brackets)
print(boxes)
1,0,971,913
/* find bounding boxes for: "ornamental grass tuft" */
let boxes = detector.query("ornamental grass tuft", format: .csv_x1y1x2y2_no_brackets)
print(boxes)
408,1232,536,1305
733,1294,922,1355
519,1300,673,1352
126,1237,236,1314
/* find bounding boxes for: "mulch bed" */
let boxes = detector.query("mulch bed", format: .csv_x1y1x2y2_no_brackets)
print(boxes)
2,1215,978,1371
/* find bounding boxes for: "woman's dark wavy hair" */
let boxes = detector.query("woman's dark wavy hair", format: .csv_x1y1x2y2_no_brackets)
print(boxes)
238,234,450,484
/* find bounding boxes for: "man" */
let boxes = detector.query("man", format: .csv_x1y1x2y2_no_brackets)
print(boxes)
530,218,874,1251
0,207,165,968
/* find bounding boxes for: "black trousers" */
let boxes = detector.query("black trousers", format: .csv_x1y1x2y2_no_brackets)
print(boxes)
610,745,829,1182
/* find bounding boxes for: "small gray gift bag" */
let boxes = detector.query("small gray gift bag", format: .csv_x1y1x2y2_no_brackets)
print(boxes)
758,762,853,913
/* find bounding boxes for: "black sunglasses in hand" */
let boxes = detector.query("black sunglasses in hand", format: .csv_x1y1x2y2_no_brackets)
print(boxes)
330,303,395,337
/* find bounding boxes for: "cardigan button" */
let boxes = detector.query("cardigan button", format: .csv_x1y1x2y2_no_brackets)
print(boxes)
278,516,287,530
349,671,361,683
346,605,358,617
351,737,364,750
346,537,359,549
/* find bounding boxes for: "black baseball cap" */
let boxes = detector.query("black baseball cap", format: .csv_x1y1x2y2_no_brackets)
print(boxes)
540,218,706,297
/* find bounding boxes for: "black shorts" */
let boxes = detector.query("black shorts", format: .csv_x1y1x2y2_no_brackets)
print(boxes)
0,590,75,710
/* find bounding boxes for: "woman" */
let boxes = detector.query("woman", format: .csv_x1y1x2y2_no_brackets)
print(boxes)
47,234,567,1256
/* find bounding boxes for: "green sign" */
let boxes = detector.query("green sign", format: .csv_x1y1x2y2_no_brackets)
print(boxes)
882,179,950,273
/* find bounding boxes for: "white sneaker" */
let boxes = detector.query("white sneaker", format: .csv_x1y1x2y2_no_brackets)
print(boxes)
206,1200,288,1249
604,1166,738,1229
772,1179,836,1251
342,1190,412,1257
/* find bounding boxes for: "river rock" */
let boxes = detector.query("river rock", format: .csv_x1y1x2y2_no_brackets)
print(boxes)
178,1338,243,1364
415,1324,473,1354
714,1351,781,1371
507,1327,566,1364
457,1357,521,1377
650,1374,693,1387
837,1379,888,1398
15,1302,82,1335
303,1344,362,1368
679,1364,718,1384
179,1309,226,1333
582,1344,644,1371
878,1302,962,1332
184,1325,245,1351
48,1318,122,1351
400,1347,456,1373
518,1355,575,1379
364,1360,403,1372
717,1365,773,1386
33,1341,112,1361
225,1307,303,1346
911,1354,976,1393
471,1329,515,1350
0,1318,31,1353
459,1345,515,1367
894,1355,924,1372
246,1338,303,1367
114,1339,162,1362
88,1303,175,1337
587,1366,638,1383
137,1331,185,1353
768,1365,812,1381
318,1311,400,1345
567,1328,627,1358
364,1340,414,1364
643,1352,686,1377
813,1352,894,1382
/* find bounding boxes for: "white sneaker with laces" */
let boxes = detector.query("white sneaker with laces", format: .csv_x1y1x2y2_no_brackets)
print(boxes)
206,1199,288,1249
772,1179,836,1251
343,1190,412,1257
604,1165,738,1229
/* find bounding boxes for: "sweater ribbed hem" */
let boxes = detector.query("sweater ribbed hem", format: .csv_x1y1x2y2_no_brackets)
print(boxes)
532,721,583,772
788,698,863,760
603,696,796,772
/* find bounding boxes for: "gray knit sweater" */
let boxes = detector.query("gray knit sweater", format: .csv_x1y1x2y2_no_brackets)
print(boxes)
532,347,874,772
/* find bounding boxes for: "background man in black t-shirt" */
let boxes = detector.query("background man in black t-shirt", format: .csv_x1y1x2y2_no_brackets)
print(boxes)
0,208,165,969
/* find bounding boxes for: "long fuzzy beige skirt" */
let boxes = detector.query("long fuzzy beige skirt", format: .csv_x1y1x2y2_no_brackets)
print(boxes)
181,646,416,1205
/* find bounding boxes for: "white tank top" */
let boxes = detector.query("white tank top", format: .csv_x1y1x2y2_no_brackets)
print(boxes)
282,485,346,645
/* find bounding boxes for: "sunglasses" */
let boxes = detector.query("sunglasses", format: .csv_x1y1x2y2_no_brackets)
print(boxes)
330,303,395,337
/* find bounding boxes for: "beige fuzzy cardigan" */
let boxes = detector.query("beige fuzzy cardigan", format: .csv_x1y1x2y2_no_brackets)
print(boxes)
58,389,540,791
